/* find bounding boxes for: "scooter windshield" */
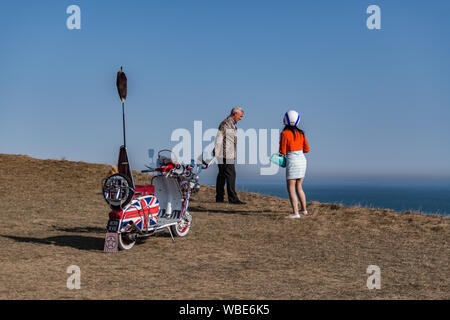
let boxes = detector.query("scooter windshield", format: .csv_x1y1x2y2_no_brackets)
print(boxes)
157,150,179,167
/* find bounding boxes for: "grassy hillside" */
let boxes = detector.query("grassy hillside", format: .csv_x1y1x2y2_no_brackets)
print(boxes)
0,153,448,299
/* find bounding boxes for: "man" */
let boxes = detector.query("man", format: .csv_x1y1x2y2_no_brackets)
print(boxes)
214,107,246,205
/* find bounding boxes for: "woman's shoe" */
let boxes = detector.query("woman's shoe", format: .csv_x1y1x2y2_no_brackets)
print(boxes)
285,213,301,219
300,210,308,215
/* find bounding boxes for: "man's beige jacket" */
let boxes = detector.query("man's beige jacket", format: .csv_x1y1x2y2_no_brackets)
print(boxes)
214,117,237,160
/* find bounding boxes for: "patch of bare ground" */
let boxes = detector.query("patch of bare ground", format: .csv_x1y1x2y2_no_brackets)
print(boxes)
0,153,448,299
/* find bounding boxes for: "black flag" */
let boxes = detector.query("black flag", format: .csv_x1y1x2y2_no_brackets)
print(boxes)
116,67,127,102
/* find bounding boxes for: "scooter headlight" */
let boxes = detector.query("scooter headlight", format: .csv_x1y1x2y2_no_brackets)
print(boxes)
102,173,134,208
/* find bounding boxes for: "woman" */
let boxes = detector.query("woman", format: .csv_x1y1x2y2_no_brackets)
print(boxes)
279,110,310,219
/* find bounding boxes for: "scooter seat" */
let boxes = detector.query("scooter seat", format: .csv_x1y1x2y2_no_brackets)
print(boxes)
134,185,155,196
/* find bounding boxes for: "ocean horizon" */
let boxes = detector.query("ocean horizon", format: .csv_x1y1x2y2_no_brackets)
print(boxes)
202,176,450,216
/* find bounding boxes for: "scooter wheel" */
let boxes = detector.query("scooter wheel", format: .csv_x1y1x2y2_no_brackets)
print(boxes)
118,232,135,250
170,211,192,237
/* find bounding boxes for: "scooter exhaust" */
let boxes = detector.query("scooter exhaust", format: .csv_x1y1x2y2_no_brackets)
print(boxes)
128,221,143,234
127,221,154,237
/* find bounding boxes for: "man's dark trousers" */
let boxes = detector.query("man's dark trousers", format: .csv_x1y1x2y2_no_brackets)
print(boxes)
216,158,239,202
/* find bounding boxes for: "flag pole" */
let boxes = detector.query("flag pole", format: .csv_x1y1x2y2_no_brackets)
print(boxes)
117,66,127,148
122,101,126,148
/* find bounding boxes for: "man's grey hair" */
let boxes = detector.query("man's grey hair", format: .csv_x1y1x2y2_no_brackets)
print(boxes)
230,106,244,116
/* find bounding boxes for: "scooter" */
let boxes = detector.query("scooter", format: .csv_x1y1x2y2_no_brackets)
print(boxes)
102,149,210,251
101,67,211,252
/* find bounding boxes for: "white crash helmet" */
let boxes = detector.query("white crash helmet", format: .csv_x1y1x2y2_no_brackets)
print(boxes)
283,110,300,127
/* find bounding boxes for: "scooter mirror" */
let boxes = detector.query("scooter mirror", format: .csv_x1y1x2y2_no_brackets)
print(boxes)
148,149,155,164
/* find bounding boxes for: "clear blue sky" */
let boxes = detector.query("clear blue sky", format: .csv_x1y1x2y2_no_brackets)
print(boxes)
1,0,450,183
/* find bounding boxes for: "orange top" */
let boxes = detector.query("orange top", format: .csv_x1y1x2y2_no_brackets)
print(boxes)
279,129,309,155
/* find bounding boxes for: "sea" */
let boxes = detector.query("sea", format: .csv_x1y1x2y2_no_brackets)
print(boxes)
187,172,450,216
231,177,450,216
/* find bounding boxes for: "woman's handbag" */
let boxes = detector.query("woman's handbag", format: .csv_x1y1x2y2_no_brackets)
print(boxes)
270,153,286,168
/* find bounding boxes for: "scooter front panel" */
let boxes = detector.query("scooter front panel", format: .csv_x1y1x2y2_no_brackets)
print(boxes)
152,176,182,220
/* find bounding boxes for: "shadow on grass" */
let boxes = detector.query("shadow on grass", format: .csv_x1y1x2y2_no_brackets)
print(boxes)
51,226,105,234
189,205,274,215
1,234,104,251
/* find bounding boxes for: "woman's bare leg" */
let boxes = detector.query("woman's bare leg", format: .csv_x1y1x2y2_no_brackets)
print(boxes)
296,178,307,212
286,179,299,215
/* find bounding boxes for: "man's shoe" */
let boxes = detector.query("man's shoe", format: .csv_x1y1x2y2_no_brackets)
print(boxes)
216,199,225,203
229,200,246,205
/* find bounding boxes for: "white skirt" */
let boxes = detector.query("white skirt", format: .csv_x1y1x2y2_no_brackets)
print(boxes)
286,151,307,180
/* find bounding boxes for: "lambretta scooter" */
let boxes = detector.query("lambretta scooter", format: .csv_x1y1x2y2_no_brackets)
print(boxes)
102,149,210,251
101,67,211,252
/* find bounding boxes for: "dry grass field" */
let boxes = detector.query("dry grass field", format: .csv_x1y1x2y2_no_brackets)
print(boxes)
0,153,448,299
